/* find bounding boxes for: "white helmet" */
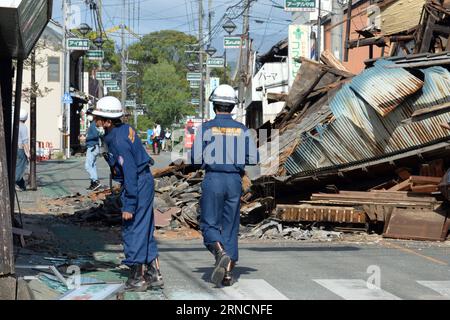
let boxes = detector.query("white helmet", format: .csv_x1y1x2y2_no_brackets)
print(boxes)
92,96,123,119
209,84,239,105
20,109,28,121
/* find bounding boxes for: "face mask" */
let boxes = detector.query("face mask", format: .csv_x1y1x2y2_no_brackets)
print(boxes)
97,127,105,137
87,115,94,122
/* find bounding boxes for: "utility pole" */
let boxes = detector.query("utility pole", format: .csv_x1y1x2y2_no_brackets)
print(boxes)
316,0,322,61
30,50,37,191
205,0,212,119
121,0,128,109
63,0,71,158
237,0,250,124
199,0,204,122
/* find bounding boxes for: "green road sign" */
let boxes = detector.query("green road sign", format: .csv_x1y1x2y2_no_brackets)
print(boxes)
285,0,316,12
207,58,224,68
125,100,136,108
86,50,104,60
191,98,200,105
224,36,246,49
96,72,112,80
108,86,121,92
187,72,202,81
104,80,118,88
67,38,90,50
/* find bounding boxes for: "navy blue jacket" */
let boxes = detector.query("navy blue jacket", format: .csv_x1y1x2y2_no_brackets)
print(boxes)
190,114,259,174
86,121,100,148
104,123,154,214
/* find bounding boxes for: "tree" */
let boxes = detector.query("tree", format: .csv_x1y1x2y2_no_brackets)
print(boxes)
127,30,199,108
142,60,194,128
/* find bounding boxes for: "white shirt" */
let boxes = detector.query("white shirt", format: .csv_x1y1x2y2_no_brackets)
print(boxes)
154,125,161,137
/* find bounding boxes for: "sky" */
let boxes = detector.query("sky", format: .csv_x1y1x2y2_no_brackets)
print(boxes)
52,0,293,60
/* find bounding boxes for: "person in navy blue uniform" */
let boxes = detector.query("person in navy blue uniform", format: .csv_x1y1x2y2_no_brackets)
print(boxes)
92,96,163,292
190,84,258,287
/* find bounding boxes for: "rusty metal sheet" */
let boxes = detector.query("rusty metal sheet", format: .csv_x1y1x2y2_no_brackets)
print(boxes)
349,60,423,117
276,204,367,224
383,207,448,241
154,207,180,228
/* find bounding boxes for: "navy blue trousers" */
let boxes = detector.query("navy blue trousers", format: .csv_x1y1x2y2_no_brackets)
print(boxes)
121,170,159,266
200,172,242,262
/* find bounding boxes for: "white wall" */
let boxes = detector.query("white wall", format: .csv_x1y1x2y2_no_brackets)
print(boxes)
21,43,64,152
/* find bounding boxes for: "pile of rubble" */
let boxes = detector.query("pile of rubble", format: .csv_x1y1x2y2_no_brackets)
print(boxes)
241,219,344,242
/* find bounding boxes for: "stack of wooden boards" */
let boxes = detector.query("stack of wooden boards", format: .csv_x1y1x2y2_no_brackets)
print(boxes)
275,172,449,241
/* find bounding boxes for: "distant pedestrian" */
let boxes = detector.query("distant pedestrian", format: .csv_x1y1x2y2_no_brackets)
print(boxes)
153,123,162,155
15,109,30,191
164,128,172,152
84,108,101,191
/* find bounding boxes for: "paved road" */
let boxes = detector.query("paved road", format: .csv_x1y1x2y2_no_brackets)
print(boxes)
16,149,450,300
156,239,450,300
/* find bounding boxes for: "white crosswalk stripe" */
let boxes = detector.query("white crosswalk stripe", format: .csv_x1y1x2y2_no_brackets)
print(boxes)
314,279,402,300
417,281,450,299
218,279,289,300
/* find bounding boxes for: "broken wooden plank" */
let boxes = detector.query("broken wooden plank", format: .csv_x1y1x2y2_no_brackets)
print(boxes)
388,179,412,192
411,102,450,118
276,204,367,224
320,50,353,73
383,207,448,241
411,184,439,193
410,175,442,185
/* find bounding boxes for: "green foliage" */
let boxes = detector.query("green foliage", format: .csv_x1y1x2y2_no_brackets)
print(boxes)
142,60,195,128
135,115,154,132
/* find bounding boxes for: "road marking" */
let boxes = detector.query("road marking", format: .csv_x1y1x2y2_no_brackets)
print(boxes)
219,279,289,300
314,279,402,300
417,281,450,298
382,242,448,266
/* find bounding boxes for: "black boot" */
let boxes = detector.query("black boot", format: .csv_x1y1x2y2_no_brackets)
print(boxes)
145,258,164,290
207,242,231,286
222,261,236,287
125,264,147,292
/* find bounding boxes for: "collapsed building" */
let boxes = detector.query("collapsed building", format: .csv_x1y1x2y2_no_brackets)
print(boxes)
248,0,450,241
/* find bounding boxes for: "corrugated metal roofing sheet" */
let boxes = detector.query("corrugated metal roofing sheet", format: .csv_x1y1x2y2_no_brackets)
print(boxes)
349,60,424,117
283,63,450,176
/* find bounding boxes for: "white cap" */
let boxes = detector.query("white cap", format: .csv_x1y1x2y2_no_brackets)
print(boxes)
92,96,124,119
20,109,28,121
209,84,239,105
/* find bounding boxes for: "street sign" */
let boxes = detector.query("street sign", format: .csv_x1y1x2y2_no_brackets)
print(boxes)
207,57,224,68
96,72,112,80
67,38,90,51
125,100,136,108
62,92,73,104
108,86,121,93
284,0,316,12
86,50,104,60
190,81,200,89
191,98,200,105
187,72,202,81
127,59,139,65
224,36,246,49
104,80,118,88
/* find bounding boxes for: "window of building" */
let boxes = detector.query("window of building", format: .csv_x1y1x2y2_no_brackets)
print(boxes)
48,57,60,82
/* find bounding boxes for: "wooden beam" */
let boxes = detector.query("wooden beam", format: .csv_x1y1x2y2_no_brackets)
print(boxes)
388,179,412,192
410,175,442,185
0,78,14,276
411,102,450,118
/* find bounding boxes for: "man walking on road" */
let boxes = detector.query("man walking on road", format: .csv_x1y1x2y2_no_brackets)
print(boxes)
16,109,30,191
190,84,259,287
93,96,163,292
84,108,101,191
